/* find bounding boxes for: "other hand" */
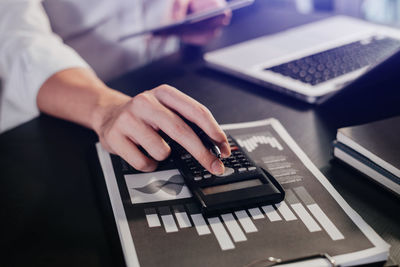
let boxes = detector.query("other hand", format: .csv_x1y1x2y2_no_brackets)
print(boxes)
159,0,231,45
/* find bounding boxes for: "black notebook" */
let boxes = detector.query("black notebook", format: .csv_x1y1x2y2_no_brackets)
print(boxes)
333,116,400,196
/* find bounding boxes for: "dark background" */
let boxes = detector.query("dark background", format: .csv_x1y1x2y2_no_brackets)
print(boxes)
0,1,399,266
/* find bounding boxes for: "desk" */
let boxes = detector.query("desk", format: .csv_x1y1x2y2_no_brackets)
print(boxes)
1,1,399,266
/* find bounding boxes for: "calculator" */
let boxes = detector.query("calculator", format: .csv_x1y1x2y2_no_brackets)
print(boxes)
172,136,285,215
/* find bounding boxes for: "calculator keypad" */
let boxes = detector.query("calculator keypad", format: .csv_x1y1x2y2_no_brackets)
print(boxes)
180,137,257,182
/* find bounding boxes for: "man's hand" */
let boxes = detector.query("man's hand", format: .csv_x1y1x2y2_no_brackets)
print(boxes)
93,84,231,174
38,68,230,174
166,0,231,45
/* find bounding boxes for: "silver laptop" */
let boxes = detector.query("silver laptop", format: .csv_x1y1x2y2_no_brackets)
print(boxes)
204,16,400,103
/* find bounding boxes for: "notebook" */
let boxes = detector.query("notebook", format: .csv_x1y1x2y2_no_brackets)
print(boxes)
333,116,400,196
95,118,389,267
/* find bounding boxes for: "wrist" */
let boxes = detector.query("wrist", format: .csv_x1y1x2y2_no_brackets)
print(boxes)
91,88,131,135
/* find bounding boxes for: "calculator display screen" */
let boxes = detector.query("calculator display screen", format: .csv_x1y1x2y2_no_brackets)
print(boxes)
201,179,262,195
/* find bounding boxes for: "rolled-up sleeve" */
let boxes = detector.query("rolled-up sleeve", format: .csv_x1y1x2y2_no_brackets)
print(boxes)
0,0,90,132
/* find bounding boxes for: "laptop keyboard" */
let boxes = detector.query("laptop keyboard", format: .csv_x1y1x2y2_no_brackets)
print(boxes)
265,36,400,86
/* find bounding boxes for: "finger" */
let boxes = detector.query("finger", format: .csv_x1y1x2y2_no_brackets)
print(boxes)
181,29,220,45
189,0,226,12
154,22,220,40
159,113,225,175
173,0,191,20
155,11,229,38
99,137,116,154
222,9,232,25
189,0,231,26
119,114,172,161
110,132,158,172
154,85,230,157
134,97,225,174
195,13,228,29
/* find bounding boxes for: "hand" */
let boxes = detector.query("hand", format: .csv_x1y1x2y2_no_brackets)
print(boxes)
94,84,231,174
166,0,231,45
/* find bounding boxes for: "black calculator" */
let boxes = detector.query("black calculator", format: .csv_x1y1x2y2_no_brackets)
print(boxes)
172,136,285,215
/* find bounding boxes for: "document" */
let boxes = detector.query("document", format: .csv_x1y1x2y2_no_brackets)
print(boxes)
96,118,389,267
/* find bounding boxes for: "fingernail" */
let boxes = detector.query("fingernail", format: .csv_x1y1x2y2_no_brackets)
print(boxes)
221,142,231,157
211,158,225,175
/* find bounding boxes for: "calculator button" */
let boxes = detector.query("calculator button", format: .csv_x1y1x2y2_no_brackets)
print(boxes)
248,166,257,171
187,163,195,168
194,176,203,181
238,167,247,172
216,167,235,177
181,154,192,160
203,174,212,179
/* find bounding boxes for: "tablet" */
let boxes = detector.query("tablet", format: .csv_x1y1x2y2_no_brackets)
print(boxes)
118,0,254,41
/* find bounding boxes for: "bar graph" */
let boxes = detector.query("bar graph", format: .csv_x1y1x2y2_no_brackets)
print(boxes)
172,205,191,228
221,213,247,242
262,205,282,222
142,187,344,251
234,132,303,185
235,132,283,153
186,203,211,236
234,210,258,233
285,189,321,232
208,217,235,250
158,206,178,233
294,186,345,240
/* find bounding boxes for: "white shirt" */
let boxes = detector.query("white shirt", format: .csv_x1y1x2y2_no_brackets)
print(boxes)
0,0,178,132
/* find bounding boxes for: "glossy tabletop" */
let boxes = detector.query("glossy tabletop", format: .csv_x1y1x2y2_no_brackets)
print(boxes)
1,1,399,266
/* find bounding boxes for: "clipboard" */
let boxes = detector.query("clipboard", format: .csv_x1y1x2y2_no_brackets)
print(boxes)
118,0,254,41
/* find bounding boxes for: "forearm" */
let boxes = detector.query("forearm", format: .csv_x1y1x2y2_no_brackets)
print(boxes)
37,67,130,131
37,67,230,174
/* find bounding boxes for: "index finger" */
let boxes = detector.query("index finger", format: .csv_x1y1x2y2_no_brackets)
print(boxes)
137,102,225,175
154,85,230,157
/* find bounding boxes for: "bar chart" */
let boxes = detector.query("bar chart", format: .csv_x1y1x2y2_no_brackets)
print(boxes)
142,186,344,251
234,132,303,185
235,132,283,153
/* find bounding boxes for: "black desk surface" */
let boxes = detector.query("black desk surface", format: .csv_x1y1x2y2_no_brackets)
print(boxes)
1,1,399,266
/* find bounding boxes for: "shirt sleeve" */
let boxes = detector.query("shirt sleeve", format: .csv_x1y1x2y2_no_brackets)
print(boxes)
0,0,91,132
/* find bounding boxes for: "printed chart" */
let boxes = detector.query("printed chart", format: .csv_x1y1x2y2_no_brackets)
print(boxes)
234,132,303,185
102,120,381,267
142,186,344,251
235,133,283,152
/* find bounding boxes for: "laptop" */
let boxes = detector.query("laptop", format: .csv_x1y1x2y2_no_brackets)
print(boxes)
204,16,400,103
